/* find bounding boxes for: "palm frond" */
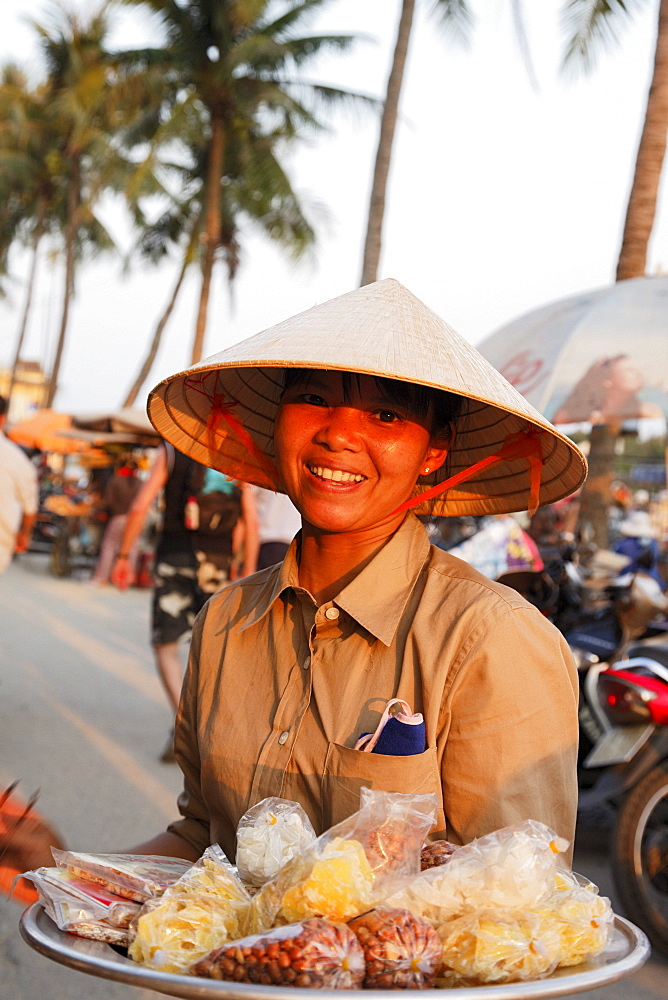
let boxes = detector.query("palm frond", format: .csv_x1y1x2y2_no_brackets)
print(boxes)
429,0,475,46
561,0,634,73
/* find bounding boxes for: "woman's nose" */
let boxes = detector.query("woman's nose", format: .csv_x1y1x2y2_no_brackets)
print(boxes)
314,406,363,451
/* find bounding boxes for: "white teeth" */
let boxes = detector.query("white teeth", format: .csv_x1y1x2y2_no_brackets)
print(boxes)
308,465,365,483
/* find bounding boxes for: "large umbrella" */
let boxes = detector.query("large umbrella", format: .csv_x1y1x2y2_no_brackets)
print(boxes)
477,276,668,426
6,410,88,454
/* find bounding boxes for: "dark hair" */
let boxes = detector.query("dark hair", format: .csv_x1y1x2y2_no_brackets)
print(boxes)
0,395,7,418
282,369,463,439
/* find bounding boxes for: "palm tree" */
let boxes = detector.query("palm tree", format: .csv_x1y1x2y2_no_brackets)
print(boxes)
118,0,366,365
563,0,668,281
562,0,668,545
34,3,144,407
0,65,62,409
360,0,473,286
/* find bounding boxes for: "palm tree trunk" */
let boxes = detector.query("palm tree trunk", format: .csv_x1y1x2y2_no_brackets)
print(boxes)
616,0,668,281
360,0,416,287
191,108,225,365
122,254,189,408
578,0,668,548
46,157,79,409
7,200,46,411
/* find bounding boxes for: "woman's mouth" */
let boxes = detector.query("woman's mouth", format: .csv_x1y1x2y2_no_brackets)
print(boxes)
307,464,366,484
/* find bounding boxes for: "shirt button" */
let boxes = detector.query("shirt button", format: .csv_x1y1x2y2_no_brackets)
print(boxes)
278,731,289,745
325,607,339,620
302,656,311,670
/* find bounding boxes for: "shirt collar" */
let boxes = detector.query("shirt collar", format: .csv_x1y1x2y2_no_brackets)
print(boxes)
336,514,431,646
237,514,431,646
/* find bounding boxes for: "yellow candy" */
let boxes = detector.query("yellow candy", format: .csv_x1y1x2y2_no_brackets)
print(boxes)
280,837,374,923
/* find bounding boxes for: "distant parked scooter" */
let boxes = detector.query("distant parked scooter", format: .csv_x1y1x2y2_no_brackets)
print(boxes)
499,549,668,956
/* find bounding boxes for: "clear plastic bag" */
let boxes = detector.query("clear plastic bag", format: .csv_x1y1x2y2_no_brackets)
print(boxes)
51,849,191,902
165,844,250,903
188,917,365,989
236,798,316,887
436,909,559,985
387,819,569,923
348,907,443,989
23,866,140,928
531,882,614,968
247,789,437,934
128,892,248,973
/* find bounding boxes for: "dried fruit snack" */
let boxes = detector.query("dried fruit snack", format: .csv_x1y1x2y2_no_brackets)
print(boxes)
189,918,365,989
348,907,443,989
51,849,191,902
166,845,250,903
129,893,249,974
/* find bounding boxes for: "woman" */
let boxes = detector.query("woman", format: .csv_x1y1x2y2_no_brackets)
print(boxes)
1,280,586,872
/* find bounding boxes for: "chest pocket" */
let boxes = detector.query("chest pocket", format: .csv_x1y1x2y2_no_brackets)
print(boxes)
320,742,441,831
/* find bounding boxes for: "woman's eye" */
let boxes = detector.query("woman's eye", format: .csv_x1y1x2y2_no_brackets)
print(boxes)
301,393,327,407
377,409,400,423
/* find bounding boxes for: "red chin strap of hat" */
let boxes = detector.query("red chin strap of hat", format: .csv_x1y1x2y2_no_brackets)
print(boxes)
392,427,546,518
186,378,280,489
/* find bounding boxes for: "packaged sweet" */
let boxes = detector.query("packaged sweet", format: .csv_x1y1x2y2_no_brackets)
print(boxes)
166,845,250,903
531,883,614,968
188,917,365,989
436,909,558,985
247,790,437,934
348,907,443,989
387,819,569,923
129,893,249,974
420,841,459,871
51,849,191,902
236,798,316,887
22,867,140,928
46,900,131,946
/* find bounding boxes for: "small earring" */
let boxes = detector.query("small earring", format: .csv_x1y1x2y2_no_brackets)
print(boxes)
423,467,430,475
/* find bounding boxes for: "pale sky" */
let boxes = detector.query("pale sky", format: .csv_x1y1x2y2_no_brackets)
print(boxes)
1,0,666,415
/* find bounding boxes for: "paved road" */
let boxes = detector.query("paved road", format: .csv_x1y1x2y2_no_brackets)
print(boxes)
1,554,666,999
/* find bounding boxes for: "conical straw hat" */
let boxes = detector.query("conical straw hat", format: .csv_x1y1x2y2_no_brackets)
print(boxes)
148,279,586,516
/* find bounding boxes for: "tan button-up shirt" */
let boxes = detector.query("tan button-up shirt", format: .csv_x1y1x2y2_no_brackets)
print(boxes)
170,514,578,862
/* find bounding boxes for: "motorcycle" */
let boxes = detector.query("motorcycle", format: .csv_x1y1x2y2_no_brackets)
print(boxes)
498,551,668,956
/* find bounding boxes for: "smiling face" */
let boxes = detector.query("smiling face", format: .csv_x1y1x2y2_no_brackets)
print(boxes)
274,370,451,539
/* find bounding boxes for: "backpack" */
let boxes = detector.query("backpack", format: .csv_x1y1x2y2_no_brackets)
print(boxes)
184,466,241,537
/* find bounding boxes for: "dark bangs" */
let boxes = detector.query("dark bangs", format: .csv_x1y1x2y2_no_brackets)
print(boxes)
282,368,463,436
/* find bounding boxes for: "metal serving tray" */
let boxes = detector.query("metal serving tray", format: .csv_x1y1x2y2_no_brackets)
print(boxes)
20,902,650,1000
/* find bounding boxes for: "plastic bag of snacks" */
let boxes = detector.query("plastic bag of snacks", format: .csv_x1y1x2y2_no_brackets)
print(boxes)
22,867,140,929
236,798,316,887
387,820,569,923
166,845,250,903
247,790,437,934
51,849,191,902
348,907,443,989
437,909,559,985
530,882,614,968
189,917,365,989
128,847,251,974
129,892,248,973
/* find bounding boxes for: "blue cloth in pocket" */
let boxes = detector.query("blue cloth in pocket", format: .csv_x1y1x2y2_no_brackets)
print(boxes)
355,698,426,756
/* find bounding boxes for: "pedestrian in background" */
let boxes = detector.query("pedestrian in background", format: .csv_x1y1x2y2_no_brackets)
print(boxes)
111,440,259,759
0,395,38,575
252,485,302,570
90,460,142,585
